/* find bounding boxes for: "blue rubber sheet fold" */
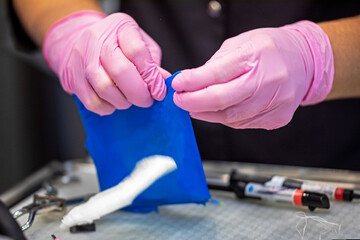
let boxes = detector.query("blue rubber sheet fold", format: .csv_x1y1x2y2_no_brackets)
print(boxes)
74,72,211,212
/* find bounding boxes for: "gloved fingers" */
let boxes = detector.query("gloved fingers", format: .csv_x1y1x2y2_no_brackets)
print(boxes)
86,65,131,110
190,109,273,129
173,72,257,113
172,43,253,92
118,21,166,101
101,40,153,108
189,84,288,129
139,29,162,65
189,108,251,126
189,111,227,124
188,98,267,126
228,106,293,130
73,79,116,116
158,67,172,79
218,84,283,123
66,45,116,115
78,25,131,110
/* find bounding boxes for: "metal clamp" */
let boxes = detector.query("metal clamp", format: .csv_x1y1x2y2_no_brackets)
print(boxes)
12,194,66,231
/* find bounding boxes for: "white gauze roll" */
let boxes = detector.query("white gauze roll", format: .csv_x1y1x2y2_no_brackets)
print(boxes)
60,155,177,229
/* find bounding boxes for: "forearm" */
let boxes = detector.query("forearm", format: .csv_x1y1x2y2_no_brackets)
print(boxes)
12,0,103,46
318,15,360,100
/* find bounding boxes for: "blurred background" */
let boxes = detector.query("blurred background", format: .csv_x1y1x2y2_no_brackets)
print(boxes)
1,0,359,195
0,0,88,193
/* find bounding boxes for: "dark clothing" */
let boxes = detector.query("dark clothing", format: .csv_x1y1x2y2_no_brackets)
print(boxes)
121,0,360,170
8,0,360,170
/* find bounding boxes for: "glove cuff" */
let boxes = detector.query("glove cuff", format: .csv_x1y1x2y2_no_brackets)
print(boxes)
283,20,334,106
42,11,106,92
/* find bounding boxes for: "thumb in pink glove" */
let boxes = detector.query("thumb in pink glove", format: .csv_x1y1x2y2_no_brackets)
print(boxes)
43,11,170,116
172,21,334,130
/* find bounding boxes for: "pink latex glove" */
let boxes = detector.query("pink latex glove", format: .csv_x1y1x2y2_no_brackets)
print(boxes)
43,11,170,115
172,21,334,130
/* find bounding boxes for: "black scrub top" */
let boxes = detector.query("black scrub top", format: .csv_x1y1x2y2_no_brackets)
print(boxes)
8,0,360,170
120,0,360,170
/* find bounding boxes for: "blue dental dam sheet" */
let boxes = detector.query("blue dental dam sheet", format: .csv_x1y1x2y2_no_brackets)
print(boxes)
74,72,211,212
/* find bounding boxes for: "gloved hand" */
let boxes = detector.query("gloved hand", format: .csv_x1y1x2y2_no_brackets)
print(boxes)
43,11,170,115
172,21,334,129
